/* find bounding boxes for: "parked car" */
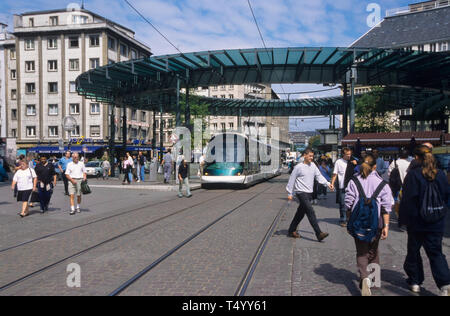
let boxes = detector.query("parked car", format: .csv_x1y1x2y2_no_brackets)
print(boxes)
85,161,103,178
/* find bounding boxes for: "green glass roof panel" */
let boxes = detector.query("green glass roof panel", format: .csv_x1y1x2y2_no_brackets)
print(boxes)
213,53,235,67
273,48,288,65
287,50,303,64
257,50,273,65
225,50,247,66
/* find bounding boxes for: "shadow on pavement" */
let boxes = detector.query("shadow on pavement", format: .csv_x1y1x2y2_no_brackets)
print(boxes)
380,269,437,296
313,263,361,296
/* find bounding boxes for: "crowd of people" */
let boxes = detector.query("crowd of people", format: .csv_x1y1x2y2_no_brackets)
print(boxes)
286,143,449,296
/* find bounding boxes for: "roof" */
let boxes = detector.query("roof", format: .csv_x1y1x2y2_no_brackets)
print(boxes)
351,5,450,48
342,131,445,146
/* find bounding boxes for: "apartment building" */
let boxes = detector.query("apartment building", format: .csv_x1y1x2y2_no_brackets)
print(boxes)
3,8,152,151
0,23,15,138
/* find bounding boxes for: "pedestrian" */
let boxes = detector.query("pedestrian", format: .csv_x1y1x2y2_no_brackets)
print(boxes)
35,155,57,213
345,153,392,296
162,149,174,184
331,148,358,227
132,155,138,182
286,148,333,242
178,159,192,198
101,159,111,180
58,151,72,196
199,153,206,179
373,149,387,177
127,153,134,183
11,161,37,218
318,158,331,199
399,145,450,296
0,159,8,182
65,153,87,215
138,151,146,182
387,149,411,204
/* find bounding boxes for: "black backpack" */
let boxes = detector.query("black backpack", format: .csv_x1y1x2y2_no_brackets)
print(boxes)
420,180,447,223
389,160,402,193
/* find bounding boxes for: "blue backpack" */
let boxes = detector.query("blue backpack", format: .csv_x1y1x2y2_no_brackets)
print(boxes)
347,177,387,243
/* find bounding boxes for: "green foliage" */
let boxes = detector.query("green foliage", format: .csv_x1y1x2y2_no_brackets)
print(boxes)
355,86,398,133
308,135,321,149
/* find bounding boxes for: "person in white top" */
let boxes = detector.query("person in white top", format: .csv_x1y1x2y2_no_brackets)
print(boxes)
65,153,87,215
388,149,411,202
11,161,37,218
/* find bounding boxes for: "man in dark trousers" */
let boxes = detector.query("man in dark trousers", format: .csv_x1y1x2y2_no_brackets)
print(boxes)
286,148,333,242
58,151,72,196
178,159,192,198
35,155,57,213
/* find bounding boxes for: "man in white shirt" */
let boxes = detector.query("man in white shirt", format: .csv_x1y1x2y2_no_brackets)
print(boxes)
388,149,411,201
65,153,87,215
331,147,357,227
286,148,333,241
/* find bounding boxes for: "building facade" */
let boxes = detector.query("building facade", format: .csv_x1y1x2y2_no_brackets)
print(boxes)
4,8,152,151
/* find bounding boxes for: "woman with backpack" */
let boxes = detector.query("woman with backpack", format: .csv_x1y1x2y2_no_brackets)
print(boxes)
345,153,393,296
399,145,450,296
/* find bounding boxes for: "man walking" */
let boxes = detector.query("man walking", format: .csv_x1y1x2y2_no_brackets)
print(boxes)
331,148,358,227
178,159,192,198
65,153,87,215
138,151,146,182
58,151,72,196
161,149,174,184
287,148,333,242
35,155,57,213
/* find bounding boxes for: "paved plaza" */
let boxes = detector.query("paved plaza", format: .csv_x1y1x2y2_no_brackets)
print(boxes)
0,174,449,296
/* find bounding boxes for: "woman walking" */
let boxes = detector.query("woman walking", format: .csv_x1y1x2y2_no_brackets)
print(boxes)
345,153,393,296
399,145,450,296
11,161,37,218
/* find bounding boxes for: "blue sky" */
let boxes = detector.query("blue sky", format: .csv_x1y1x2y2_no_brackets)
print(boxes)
0,0,414,131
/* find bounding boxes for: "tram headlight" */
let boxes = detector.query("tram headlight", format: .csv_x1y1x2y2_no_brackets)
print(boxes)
237,173,241,176
205,172,208,176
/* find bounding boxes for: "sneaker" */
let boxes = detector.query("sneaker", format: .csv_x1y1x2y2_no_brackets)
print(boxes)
340,222,347,228
70,210,76,215
178,194,183,198
76,207,81,213
187,194,192,198
288,231,301,239
361,278,372,296
409,284,420,293
440,285,450,296
317,232,329,242
137,180,141,183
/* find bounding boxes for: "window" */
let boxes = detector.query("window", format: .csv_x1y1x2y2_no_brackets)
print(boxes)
26,126,36,137
10,48,16,60
29,18,34,27
48,82,58,93
120,44,128,57
25,39,35,50
131,128,138,139
141,129,147,139
72,15,88,24
48,38,58,49
229,94,234,99
69,103,80,115
10,69,16,80
69,82,77,93
25,61,35,72
11,89,17,100
108,37,116,50
439,42,448,51
229,85,234,90
168,119,174,128
48,60,58,71
48,126,59,137
26,83,36,94
90,126,101,137
89,35,100,47
48,104,58,116
50,16,58,26
11,129,17,138
155,120,159,128
70,126,80,137
69,59,79,71
131,109,137,121
229,123,234,129
221,95,226,98
69,36,79,48
220,85,226,91
89,58,100,69
212,85,218,91
141,111,147,122
221,123,226,131
11,109,17,120
213,123,218,130
26,104,36,116
131,49,137,59
90,103,100,114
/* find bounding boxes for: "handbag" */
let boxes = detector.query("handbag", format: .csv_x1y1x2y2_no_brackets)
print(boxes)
81,180,92,195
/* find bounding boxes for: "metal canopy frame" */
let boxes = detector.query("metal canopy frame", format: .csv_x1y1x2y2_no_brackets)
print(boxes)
76,47,450,115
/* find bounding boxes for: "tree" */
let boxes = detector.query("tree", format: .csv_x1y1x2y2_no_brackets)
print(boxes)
308,135,321,149
355,86,398,133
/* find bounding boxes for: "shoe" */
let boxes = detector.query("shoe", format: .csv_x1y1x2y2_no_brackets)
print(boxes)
137,180,141,183
70,210,76,215
187,194,192,198
409,284,420,293
340,222,347,228
313,199,318,205
317,232,329,242
76,207,81,213
288,231,301,239
361,278,372,296
178,194,183,198
440,285,450,296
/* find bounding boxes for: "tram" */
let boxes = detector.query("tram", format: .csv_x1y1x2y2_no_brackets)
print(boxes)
201,132,282,188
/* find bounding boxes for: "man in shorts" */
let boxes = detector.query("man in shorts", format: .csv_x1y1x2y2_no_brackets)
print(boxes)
65,153,87,215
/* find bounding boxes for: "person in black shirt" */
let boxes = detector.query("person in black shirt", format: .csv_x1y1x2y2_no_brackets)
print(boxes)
178,159,192,198
35,155,57,213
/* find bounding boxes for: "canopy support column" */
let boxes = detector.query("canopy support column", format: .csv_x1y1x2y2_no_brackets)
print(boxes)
109,103,116,177
176,77,181,127
343,82,348,137
160,95,164,164
185,84,191,131
122,105,127,153
152,110,156,159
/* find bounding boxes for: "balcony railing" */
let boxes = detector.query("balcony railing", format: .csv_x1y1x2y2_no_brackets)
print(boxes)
386,0,450,17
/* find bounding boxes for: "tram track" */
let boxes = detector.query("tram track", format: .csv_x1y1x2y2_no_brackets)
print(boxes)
109,182,287,296
0,189,237,293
